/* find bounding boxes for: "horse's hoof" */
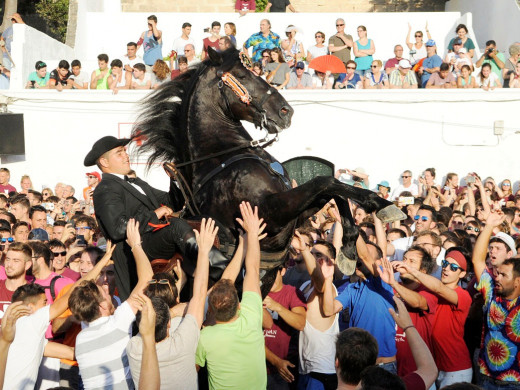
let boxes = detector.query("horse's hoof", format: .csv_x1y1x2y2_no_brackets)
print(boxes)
337,250,357,276
376,204,407,224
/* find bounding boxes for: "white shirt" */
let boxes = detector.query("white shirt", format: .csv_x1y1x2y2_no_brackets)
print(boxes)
123,55,144,67
391,183,419,200
4,306,50,390
112,173,146,195
70,71,90,88
172,37,195,56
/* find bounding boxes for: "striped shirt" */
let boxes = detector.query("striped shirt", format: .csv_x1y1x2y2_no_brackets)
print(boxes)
76,302,135,390
389,69,417,88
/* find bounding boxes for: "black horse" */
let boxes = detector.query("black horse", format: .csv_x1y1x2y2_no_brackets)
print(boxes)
133,48,404,279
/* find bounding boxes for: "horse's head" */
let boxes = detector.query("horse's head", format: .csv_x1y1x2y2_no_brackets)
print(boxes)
204,48,293,134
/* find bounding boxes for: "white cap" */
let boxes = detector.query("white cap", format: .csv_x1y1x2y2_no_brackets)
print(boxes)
493,232,517,256
398,59,412,69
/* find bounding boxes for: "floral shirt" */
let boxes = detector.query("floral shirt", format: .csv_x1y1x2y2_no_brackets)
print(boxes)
244,31,281,62
477,269,520,382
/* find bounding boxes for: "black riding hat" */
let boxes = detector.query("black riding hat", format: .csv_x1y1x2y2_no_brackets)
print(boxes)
84,136,131,166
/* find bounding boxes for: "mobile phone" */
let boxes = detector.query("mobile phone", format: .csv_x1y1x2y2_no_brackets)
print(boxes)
399,196,414,205
204,27,210,33
466,176,475,184
444,186,450,191
77,235,87,247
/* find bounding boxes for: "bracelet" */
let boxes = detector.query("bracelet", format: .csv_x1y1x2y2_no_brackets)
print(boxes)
131,243,142,250
403,325,415,332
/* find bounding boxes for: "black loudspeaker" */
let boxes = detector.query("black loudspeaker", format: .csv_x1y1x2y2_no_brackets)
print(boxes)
0,113,25,155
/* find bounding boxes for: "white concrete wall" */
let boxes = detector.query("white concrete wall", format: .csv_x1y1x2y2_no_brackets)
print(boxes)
1,89,519,197
446,0,520,52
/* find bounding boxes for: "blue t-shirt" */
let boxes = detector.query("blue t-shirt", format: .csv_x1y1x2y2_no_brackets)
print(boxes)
421,54,443,87
335,275,396,358
336,72,362,89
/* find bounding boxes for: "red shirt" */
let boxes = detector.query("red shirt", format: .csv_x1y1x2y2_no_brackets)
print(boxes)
431,286,472,372
235,0,256,11
396,286,438,376
264,284,306,371
203,37,220,58
0,280,14,318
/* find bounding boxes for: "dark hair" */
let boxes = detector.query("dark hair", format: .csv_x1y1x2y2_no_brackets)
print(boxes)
97,54,109,63
11,194,30,211
13,221,29,233
148,15,158,23
441,231,462,247
315,31,325,40
145,272,178,308
110,59,123,68
47,196,60,204
35,61,47,70
313,239,336,259
48,239,66,249
405,245,434,274
134,63,146,72
437,206,452,226
480,63,492,79
346,59,357,69
211,21,221,28
446,246,471,271
69,280,104,322
336,328,378,385
366,241,383,260
182,22,191,29
418,204,437,223
486,40,496,47
0,226,10,234
136,297,170,343
58,60,70,70
461,64,472,73
75,215,97,230
441,383,482,390
28,241,53,268
12,284,45,304
455,24,468,33
359,366,405,390
29,190,43,203
71,59,81,68
270,47,285,63
30,205,46,219
81,246,105,266
127,42,137,48
0,210,16,225
178,56,188,65
425,167,436,178
440,62,450,72
53,220,67,228
387,228,406,239
6,242,32,261
208,279,239,322
503,258,520,279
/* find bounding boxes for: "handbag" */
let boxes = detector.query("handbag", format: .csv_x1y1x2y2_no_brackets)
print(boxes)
266,63,282,84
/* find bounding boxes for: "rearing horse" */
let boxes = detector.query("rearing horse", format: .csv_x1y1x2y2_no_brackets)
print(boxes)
133,48,404,279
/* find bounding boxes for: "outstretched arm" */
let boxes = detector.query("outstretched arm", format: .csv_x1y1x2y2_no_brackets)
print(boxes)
405,263,459,305
138,295,160,390
473,210,505,281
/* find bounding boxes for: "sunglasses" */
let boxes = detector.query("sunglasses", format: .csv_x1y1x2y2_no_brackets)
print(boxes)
263,55,270,58
315,35,323,38
1,237,14,243
465,226,480,233
415,35,422,38
336,24,345,27
52,251,67,257
414,215,429,221
75,226,92,231
371,65,378,68
346,66,356,70
401,175,411,178
148,279,174,296
441,259,464,272
503,183,511,187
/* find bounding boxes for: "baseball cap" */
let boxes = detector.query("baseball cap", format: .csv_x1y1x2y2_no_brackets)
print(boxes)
453,38,463,46
378,180,390,189
295,61,305,69
29,228,49,242
426,39,436,47
492,232,517,256
35,61,47,70
86,172,101,181
398,59,412,69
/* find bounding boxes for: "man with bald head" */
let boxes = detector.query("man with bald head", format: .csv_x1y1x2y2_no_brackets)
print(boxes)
243,19,280,62
328,18,353,67
184,44,200,67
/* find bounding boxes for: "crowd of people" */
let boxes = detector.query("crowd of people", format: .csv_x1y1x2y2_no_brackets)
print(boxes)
1,157,520,390
2,13,520,92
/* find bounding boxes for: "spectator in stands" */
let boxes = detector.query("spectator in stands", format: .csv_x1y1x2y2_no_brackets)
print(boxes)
364,60,389,89
265,0,296,12
475,40,505,80
218,36,233,52
418,40,442,87
48,60,72,91
107,59,128,93
0,242,31,310
0,59,10,89
74,215,96,246
130,63,152,89
0,168,16,194
49,239,79,281
457,65,477,88
448,24,476,59
224,22,237,46
476,63,502,90
10,195,30,224
27,190,42,207
90,54,111,90
406,23,431,65
195,203,266,389
445,38,463,73
201,21,221,61
151,59,170,89
171,22,194,70
19,175,32,194
389,59,418,89
68,60,89,89
260,49,272,70
244,19,281,63
287,61,312,89
391,170,419,200
137,15,163,67
509,60,520,88
384,45,405,74
281,25,304,67
236,0,256,15
30,206,46,230
353,26,375,77
13,222,29,243
452,47,473,78
265,48,290,90
426,63,457,88
26,61,49,89
376,181,391,199
0,13,24,71
306,31,328,63
503,43,520,87
335,60,362,89
472,210,520,388
184,44,200,67
171,56,188,79
252,62,264,78
313,69,334,89
329,18,353,68
123,42,143,73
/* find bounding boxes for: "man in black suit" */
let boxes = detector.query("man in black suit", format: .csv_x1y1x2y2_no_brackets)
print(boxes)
84,136,228,300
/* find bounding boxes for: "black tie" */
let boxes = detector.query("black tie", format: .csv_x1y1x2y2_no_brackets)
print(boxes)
124,175,136,184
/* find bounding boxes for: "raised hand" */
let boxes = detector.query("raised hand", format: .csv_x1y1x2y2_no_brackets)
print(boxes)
126,219,142,249
292,231,309,252
194,218,219,255
486,209,506,228
377,257,396,286
1,302,31,344
236,201,265,238
388,296,413,329
320,256,335,280
137,293,155,337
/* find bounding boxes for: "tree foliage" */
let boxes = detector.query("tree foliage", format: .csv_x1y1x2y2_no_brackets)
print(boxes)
256,0,269,12
35,0,69,42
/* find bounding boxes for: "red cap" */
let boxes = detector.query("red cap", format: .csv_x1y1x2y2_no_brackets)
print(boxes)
446,250,467,271
86,172,101,181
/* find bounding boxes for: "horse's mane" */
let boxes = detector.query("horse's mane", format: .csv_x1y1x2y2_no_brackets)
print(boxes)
132,49,240,169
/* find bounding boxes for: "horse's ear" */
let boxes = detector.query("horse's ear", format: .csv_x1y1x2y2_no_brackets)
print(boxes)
208,47,223,66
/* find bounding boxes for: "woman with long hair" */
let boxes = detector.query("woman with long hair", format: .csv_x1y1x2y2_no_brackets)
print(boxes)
448,24,475,58
224,22,237,47
265,48,290,90
476,63,502,90
152,59,171,88
457,65,477,88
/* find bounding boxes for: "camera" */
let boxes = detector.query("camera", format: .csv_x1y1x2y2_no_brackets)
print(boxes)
486,48,495,55
204,27,210,33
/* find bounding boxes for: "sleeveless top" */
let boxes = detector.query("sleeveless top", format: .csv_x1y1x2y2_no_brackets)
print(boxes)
143,32,163,66
410,42,427,65
354,39,373,71
461,75,472,86
298,281,339,375
95,69,110,90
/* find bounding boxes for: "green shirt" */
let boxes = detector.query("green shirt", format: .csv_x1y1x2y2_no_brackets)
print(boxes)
27,71,49,87
196,291,266,390
482,52,506,79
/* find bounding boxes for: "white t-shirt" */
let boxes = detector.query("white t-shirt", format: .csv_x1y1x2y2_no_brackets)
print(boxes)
172,37,195,56
477,72,500,87
70,71,90,88
4,305,50,390
123,55,144,68
312,74,334,89
133,72,152,87
391,183,419,200
307,45,328,60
